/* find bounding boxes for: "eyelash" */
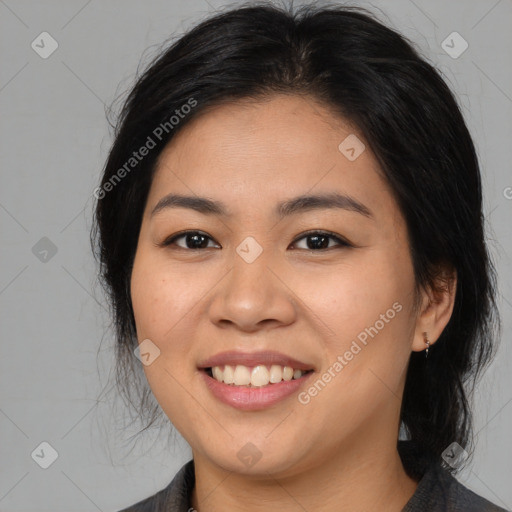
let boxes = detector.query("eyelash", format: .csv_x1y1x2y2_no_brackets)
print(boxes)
160,230,352,251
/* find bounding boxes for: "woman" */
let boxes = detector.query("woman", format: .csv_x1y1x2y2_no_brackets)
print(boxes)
91,2,507,511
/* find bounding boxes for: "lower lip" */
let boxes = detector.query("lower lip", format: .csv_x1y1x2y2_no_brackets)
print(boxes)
200,371,313,411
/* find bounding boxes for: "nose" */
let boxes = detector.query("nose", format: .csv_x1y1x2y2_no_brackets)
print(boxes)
207,244,297,333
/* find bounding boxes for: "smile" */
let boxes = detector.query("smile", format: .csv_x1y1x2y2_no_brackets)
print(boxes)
198,350,315,410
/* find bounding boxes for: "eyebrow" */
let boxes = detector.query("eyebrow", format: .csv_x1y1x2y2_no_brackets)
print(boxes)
150,192,373,219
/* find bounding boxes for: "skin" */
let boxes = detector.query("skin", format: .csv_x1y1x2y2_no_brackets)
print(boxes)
130,93,456,512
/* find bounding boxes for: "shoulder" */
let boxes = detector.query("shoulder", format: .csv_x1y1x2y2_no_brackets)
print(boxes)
116,459,195,512
405,464,508,511
399,441,509,512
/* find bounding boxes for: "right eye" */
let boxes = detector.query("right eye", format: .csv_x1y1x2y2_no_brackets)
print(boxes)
161,230,220,250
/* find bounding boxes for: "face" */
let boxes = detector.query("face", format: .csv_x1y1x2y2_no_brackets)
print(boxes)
130,94,422,477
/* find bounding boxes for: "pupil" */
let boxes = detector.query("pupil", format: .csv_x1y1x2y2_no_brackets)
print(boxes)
188,234,208,249
308,235,328,250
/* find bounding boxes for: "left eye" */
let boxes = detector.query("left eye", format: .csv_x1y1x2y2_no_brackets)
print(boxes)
290,231,351,251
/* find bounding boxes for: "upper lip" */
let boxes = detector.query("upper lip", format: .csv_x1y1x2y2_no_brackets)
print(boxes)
198,350,314,371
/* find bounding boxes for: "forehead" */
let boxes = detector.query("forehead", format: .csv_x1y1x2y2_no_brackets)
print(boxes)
148,94,395,221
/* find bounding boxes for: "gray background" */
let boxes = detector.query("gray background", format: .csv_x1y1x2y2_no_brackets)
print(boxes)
1,0,511,510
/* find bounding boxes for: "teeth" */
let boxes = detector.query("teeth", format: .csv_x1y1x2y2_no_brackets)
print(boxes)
233,365,251,386
283,366,294,381
212,366,223,381
251,365,270,387
209,364,309,386
223,365,234,384
269,364,283,383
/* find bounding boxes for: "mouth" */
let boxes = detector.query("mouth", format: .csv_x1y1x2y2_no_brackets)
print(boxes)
197,351,315,410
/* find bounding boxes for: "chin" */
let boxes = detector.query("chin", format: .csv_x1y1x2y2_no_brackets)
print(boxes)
196,438,311,478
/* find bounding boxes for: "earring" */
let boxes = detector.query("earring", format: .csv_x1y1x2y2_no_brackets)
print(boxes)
423,332,430,359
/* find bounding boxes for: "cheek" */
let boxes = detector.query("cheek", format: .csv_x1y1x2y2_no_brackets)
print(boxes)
294,253,413,345
320,259,413,394
130,253,204,425
293,250,415,412
131,252,201,342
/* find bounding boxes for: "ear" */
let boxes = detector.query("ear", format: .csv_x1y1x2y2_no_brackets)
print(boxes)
412,265,457,353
